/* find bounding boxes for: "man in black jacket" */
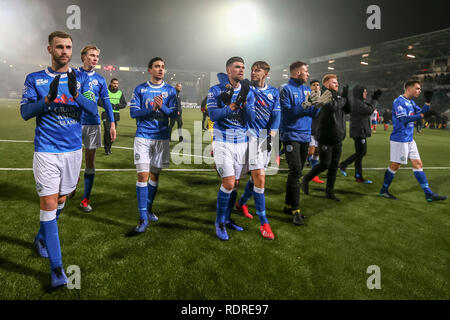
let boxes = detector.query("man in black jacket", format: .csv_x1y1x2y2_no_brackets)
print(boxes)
301,74,350,201
338,85,375,184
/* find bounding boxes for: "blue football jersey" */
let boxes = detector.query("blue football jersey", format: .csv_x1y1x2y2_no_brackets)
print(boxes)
279,79,319,143
129,81,177,140
391,95,422,143
207,83,256,143
75,67,114,125
248,84,280,138
21,67,91,153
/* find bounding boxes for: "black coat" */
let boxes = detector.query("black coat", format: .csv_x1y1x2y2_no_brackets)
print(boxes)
316,88,351,145
349,85,375,139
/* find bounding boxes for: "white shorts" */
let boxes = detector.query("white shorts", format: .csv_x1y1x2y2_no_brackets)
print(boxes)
390,140,421,164
213,141,248,179
310,135,318,148
248,135,270,171
134,137,170,170
82,125,102,150
33,149,82,197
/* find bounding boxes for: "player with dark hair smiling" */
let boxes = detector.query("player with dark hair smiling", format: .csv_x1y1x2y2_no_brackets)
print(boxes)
129,57,178,233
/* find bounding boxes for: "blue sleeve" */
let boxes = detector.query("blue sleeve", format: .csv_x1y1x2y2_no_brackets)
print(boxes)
130,107,154,118
129,87,149,119
280,86,311,117
242,90,256,123
268,92,281,131
20,98,49,121
75,94,97,116
160,89,178,118
20,75,49,120
99,78,115,122
207,87,232,122
394,100,422,124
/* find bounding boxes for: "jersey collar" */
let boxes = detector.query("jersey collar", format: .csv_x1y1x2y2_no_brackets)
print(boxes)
147,81,165,89
45,66,72,78
255,84,268,91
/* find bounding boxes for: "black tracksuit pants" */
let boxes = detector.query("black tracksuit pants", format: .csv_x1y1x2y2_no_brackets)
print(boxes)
304,142,342,192
339,138,367,178
284,141,309,210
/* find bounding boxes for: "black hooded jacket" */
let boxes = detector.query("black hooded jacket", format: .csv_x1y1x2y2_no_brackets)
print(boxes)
316,87,351,145
349,85,375,139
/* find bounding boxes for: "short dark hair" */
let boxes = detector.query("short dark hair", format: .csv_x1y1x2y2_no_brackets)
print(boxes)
251,61,270,72
289,61,307,73
226,56,244,68
148,57,165,69
404,79,421,90
48,31,72,45
310,79,320,85
110,78,118,83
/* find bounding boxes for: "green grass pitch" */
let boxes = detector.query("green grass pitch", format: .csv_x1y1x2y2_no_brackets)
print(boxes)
0,99,448,299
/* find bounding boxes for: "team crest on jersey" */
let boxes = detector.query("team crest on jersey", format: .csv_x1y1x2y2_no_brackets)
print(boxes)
89,79,99,91
36,79,48,86
161,91,168,99
267,93,273,101
36,182,43,193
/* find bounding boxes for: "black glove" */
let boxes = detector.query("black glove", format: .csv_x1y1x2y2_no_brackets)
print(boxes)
424,90,433,104
267,135,272,153
235,79,250,107
219,84,234,105
46,75,60,102
341,85,349,99
67,70,78,98
372,89,382,101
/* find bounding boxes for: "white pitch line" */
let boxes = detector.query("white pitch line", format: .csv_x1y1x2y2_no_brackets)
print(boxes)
0,140,213,159
1,140,450,171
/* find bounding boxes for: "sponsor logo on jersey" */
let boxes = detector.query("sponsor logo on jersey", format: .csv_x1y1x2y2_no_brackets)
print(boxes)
36,79,49,86
54,94,75,104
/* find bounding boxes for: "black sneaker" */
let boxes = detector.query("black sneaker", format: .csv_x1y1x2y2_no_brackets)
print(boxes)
426,193,448,202
379,191,397,200
293,212,305,226
325,191,341,202
283,206,292,215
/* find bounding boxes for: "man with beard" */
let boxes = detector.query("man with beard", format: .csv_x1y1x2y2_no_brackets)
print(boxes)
301,74,350,202
21,31,97,288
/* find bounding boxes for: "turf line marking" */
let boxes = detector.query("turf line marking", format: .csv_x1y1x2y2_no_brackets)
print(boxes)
1,167,450,172
0,140,213,159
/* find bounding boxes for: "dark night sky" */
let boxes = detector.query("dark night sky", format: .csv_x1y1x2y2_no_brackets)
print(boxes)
1,0,449,71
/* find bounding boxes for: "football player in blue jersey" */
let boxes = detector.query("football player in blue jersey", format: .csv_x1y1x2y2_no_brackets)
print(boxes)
280,61,323,226
20,31,98,288
235,61,280,240
207,56,256,241
129,57,178,233
379,79,447,202
76,45,116,213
